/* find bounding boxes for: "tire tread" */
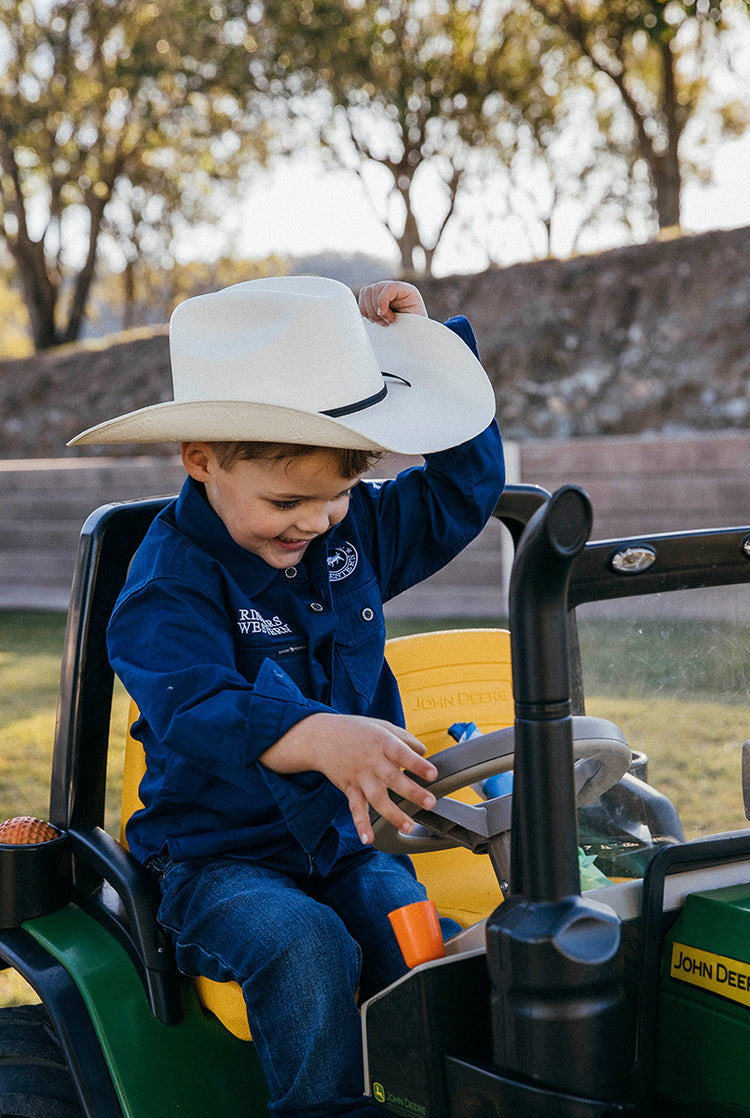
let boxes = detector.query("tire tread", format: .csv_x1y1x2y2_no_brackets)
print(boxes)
0,1004,83,1118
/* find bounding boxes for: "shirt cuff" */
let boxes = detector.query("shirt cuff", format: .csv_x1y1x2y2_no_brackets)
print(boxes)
252,658,346,852
423,417,503,474
249,657,333,754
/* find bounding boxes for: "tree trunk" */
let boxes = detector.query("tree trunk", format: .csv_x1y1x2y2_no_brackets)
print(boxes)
0,140,62,349
649,38,683,231
122,259,136,331
650,152,682,230
13,244,61,351
62,178,116,344
394,180,431,277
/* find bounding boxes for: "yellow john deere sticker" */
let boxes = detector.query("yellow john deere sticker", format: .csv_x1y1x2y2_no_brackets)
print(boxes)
670,941,750,1008
370,1081,426,1116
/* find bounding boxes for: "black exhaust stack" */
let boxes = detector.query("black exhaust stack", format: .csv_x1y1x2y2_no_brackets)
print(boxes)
486,486,631,1103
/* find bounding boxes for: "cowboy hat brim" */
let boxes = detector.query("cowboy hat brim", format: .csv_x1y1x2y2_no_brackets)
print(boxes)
68,314,497,455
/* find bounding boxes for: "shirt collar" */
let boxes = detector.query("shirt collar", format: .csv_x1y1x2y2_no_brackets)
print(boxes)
173,476,340,594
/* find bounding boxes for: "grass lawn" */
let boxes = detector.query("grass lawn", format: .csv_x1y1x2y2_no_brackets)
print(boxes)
0,611,130,830
576,613,750,838
1,607,749,1007
0,611,67,823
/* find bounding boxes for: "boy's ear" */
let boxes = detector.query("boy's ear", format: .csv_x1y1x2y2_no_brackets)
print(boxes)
181,441,213,482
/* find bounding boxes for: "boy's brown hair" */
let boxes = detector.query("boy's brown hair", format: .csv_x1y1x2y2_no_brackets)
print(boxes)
209,441,383,479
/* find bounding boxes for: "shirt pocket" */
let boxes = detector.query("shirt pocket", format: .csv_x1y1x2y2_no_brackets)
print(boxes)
235,634,310,691
333,579,386,703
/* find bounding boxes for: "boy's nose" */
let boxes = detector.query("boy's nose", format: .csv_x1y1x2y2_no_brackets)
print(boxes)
296,504,333,534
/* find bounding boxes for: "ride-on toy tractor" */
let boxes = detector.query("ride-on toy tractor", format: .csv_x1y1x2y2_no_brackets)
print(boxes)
2,479,750,1117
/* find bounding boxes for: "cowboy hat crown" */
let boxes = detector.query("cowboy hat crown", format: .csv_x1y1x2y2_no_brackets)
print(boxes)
69,275,496,455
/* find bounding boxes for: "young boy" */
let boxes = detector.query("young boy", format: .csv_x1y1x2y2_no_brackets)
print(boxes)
70,276,504,1118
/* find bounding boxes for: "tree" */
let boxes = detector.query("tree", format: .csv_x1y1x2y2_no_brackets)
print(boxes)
524,0,750,231
260,0,570,276
457,4,656,262
94,253,289,332
0,257,32,359
0,0,268,350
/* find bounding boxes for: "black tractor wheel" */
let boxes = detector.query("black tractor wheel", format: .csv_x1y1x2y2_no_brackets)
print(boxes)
0,1003,84,1118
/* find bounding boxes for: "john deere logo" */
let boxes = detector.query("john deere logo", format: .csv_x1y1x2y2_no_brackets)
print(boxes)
371,1082,426,1115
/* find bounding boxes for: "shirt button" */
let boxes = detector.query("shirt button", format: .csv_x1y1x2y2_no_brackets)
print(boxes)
361,607,374,622
284,567,297,579
310,602,324,612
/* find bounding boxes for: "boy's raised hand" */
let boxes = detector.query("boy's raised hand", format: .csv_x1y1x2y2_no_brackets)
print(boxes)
259,712,438,845
358,280,428,325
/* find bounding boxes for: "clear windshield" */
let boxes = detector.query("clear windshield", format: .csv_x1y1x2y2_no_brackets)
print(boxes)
574,584,750,882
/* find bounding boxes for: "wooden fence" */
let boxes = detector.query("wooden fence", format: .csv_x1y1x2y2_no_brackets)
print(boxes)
2,432,749,615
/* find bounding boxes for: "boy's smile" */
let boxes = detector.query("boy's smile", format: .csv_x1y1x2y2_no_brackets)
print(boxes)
182,443,361,569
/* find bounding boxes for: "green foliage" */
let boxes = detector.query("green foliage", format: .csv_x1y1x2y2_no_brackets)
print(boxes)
2,0,748,322
261,0,576,273
0,275,32,357
526,0,750,228
256,0,750,266
95,253,289,331
0,0,270,350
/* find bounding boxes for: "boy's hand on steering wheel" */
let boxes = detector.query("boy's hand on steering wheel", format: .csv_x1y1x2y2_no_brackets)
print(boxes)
259,712,437,845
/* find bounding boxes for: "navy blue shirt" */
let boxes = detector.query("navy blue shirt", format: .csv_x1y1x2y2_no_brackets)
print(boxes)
108,317,505,869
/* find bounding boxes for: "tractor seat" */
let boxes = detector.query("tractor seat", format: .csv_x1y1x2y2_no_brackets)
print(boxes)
119,628,514,1042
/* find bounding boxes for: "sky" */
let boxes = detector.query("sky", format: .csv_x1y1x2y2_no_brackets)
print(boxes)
208,126,750,279
682,129,750,234
224,15,750,280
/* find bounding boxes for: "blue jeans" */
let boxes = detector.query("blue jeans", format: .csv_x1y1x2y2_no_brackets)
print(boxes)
157,848,459,1118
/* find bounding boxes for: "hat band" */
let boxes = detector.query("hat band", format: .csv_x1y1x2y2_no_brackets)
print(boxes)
321,383,388,419
320,372,411,420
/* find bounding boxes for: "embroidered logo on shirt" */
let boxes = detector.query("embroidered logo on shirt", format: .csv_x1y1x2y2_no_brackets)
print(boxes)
327,541,359,582
237,609,292,636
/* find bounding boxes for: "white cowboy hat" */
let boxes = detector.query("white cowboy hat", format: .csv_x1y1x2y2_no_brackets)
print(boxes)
68,276,496,454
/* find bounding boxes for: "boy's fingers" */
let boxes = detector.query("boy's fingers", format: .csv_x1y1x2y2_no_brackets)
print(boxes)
388,768,437,813
361,766,437,829
358,285,385,321
407,754,438,783
347,784,417,845
376,288,399,322
357,289,373,318
339,718,440,842
379,721,428,757
359,282,398,324
400,731,428,757
348,789,374,845
387,737,437,783
363,785,419,837
358,280,426,325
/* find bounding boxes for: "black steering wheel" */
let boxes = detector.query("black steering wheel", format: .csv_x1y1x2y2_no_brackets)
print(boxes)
371,715,632,856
